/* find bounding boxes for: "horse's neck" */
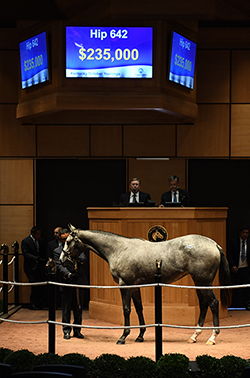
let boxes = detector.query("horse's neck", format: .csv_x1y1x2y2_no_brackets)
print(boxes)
78,230,118,260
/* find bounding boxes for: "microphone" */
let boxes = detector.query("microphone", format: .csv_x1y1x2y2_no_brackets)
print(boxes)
180,192,190,205
133,187,137,193
180,193,185,201
180,196,185,204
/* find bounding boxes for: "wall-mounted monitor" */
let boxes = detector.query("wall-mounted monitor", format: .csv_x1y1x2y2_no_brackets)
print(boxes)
19,31,49,89
66,26,153,78
168,31,197,89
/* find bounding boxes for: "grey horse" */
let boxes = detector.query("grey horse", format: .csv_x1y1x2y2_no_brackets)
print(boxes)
61,224,231,345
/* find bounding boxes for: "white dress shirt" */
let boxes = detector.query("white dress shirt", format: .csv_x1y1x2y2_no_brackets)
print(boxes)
129,192,139,203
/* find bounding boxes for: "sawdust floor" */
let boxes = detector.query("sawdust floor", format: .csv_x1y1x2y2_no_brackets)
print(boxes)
1,308,250,361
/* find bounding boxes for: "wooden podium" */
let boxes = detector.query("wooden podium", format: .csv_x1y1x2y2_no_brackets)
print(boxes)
87,207,228,325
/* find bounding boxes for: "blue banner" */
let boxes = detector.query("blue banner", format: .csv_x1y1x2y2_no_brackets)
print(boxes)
169,31,197,89
19,31,49,89
66,27,153,78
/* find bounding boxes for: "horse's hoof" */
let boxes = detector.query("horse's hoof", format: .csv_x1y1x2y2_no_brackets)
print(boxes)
187,337,196,343
135,336,144,342
206,339,215,345
116,339,125,345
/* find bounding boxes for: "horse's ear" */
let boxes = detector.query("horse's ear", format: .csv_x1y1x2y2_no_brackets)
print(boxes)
68,224,76,232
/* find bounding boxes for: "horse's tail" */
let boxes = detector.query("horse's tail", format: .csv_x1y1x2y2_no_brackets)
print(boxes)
217,244,232,308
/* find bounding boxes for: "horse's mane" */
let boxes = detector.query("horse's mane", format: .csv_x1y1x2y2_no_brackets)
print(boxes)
80,229,146,242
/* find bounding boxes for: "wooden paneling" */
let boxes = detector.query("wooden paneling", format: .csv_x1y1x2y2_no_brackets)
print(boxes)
177,105,230,157
89,220,122,307
128,158,187,206
197,50,230,104
37,125,89,156
91,125,122,156
0,51,18,103
123,125,176,157
0,205,34,304
0,205,34,247
0,159,33,204
0,254,29,304
198,27,250,49
232,50,250,103
0,105,36,157
0,254,17,304
88,207,228,325
231,105,250,157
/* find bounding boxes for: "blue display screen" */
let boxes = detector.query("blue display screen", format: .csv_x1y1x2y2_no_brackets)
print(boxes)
66,26,153,78
169,31,197,89
19,31,49,89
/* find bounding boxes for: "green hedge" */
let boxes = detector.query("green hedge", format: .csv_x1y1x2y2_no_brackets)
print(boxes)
0,348,249,377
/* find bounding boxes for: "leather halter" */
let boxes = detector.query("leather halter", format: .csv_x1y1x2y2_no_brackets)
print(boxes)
66,233,84,260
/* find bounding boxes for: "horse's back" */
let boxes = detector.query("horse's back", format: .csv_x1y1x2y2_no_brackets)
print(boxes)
156,234,221,284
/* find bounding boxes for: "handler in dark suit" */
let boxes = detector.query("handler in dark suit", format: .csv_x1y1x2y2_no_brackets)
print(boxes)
47,226,62,259
227,226,250,309
54,228,88,340
159,175,192,207
21,226,47,310
119,177,151,206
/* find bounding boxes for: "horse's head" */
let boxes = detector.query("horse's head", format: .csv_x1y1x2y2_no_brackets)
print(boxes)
60,224,85,264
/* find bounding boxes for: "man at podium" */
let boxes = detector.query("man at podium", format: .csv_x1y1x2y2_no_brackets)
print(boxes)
159,175,192,207
119,177,151,207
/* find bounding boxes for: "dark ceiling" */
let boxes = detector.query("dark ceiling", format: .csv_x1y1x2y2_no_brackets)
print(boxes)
2,0,250,24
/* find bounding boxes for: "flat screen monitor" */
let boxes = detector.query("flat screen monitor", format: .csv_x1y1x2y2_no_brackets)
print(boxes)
168,31,197,89
164,202,181,207
66,26,153,78
19,31,49,89
128,202,145,207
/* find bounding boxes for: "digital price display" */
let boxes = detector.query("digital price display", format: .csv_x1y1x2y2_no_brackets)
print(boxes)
169,31,197,89
19,31,49,89
66,26,153,78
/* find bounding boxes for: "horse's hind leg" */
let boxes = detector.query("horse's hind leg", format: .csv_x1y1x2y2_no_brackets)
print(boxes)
205,288,220,345
189,288,219,345
132,288,146,342
117,288,132,345
188,289,208,343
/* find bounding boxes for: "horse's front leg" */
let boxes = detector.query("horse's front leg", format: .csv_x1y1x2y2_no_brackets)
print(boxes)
132,288,146,342
117,288,132,345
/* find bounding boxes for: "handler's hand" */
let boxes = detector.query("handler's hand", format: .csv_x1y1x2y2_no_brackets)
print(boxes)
231,266,238,273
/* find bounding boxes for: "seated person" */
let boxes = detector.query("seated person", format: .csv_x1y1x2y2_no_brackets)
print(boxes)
159,175,192,207
119,177,151,206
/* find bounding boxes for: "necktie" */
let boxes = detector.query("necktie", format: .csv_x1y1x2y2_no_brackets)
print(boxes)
242,240,246,262
173,192,177,202
33,239,39,253
133,194,137,203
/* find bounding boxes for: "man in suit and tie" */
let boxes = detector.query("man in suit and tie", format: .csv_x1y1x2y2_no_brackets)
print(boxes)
227,226,250,310
119,177,151,206
54,228,88,340
47,226,62,259
159,175,192,207
46,226,62,308
21,226,47,310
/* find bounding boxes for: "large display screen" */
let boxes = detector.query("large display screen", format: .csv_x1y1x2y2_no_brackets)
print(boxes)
169,31,197,89
66,26,153,78
19,31,49,89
